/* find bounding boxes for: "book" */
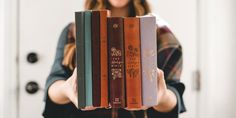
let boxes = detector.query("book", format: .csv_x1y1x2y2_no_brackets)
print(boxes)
108,17,126,108
99,10,109,107
75,11,86,108
140,16,158,107
124,17,142,109
91,11,101,107
84,11,93,106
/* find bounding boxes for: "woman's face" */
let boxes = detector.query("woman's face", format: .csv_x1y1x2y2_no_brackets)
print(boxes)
108,0,130,8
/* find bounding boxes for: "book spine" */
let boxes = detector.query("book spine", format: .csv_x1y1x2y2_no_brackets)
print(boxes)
124,17,142,108
108,17,126,108
84,11,93,106
140,16,158,107
100,10,109,107
75,11,86,108
92,11,101,107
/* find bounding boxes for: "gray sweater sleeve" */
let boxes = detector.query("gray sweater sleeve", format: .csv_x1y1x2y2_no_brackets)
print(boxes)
44,24,72,101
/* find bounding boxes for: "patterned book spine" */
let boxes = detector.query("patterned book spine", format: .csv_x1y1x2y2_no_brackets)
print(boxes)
108,17,126,108
100,10,109,107
91,11,101,107
75,11,86,108
84,11,93,106
124,17,142,109
140,16,158,107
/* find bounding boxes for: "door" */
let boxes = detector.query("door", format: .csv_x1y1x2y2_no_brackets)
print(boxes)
19,0,82,118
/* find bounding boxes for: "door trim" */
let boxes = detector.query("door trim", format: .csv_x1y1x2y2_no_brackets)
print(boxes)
2,0,19,117
197,0,212,117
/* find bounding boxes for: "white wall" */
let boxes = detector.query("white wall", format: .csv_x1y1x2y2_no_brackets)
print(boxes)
199,0,236,118
0,0,6,117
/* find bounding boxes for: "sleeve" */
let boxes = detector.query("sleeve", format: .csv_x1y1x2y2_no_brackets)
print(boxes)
43,24,74,118
147,25,186,118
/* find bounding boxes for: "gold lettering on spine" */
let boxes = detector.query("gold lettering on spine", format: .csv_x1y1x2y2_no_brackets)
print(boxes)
111,47,123,80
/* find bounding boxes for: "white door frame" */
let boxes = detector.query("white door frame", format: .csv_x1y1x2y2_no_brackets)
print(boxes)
197,0,209,117
2,0,19,118
0,0,6,117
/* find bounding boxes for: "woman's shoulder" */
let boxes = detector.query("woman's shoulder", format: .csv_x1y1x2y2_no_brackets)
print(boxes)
146,13,181,50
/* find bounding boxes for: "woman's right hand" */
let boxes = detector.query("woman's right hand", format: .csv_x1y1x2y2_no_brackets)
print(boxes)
61,68,78,107
62,68,97,111
48,68,96,110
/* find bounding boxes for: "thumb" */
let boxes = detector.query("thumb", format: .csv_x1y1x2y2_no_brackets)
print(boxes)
157,68,166,90
72,68,77,77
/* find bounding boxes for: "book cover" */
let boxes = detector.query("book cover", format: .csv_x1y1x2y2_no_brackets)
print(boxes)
84,11,93,106
108,17,126,108
124,17,142,109
91,11,101,107
99,10,109,107
140,16,158,107
75,11,86,108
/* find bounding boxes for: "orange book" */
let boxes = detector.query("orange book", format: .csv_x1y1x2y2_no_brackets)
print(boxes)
124,17,142,108
100,10,109,107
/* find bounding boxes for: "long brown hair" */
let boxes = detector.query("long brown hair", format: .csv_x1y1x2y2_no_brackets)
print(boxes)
62,0,152,70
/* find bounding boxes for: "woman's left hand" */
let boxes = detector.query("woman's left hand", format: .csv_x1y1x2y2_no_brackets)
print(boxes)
125,68,177,112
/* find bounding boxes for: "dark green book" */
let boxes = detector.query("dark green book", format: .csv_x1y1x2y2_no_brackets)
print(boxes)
75,11,86,108
84,11,93,106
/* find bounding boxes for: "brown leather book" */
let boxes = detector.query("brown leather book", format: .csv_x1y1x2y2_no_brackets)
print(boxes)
124,17,142,108
108,17,126,108
100,10,109,107
92,11,101,107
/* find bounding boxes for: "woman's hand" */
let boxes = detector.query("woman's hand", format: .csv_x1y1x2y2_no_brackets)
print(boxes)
48,68,96,111
153,68,177,112
49,67,176,111
62,68,97,111
125,68,177,112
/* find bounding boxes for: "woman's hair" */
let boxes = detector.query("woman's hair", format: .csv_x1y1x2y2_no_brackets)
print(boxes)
62,0,152,70
85,0,151,16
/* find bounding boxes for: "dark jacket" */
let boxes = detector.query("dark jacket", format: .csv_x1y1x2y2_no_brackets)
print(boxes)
43,23,186,118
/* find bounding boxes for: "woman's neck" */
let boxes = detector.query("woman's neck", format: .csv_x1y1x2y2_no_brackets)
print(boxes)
110,5,129,17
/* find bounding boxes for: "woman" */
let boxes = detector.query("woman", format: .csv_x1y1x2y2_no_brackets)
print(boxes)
43,0,186,118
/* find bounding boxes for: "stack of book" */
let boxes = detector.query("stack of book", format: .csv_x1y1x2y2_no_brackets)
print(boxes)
75,10,158,109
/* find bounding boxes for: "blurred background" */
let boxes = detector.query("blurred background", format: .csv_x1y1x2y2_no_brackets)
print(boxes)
0,0,236,118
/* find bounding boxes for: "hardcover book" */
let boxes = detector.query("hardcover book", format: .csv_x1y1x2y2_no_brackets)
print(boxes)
91,11,101,107
84,11,93,106
140,16,158,107
99,10,109,107
124,17,142,108
108,17,126,108
75,11,86,108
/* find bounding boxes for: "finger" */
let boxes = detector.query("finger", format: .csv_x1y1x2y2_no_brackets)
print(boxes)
125,108,140,111
140,106,149,110
107,10,111,17
73,96,78,108
73,68,77,76
158,69,166,89
125,106,148,111
81,106,97,111
157,68,164,80
72,68,77,83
